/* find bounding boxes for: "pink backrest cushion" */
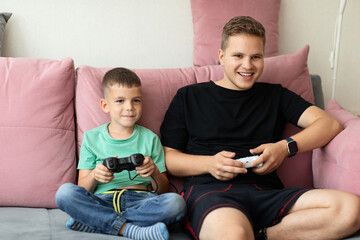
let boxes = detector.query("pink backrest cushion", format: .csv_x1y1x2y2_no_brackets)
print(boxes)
0,57,76,208
194,45,314,188
75,66,197,155
190,0,281,66
313,99,360,195
76,45,313,189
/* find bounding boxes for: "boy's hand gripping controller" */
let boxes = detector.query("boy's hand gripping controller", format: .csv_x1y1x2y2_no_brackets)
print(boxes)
103,153,144,172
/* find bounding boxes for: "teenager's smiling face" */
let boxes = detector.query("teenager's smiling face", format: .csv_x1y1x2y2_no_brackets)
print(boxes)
218,34,264,91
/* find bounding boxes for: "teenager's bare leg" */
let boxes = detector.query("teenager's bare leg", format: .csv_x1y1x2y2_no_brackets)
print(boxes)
199,207,254,240
267,189,360,240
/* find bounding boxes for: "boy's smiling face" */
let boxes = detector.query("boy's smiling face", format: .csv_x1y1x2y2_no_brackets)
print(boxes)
217,33,264,91
101,84,142,136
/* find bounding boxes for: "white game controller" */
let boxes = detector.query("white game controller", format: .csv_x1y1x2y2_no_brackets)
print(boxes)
235,155,263,168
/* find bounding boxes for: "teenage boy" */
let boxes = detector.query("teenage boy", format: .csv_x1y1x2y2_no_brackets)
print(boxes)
160,16,360,240
56,67,186,240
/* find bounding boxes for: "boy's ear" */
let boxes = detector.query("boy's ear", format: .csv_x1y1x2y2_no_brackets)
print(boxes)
100,98,110,113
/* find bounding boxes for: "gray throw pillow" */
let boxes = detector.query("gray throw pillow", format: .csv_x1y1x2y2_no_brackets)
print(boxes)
0,12,12,56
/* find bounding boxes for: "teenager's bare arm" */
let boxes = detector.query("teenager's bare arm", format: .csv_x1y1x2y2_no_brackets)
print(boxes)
252,106,343,174
291,105,343,152
164,147,247,181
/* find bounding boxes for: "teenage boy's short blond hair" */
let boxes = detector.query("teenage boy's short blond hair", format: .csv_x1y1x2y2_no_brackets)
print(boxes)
221,16,266,51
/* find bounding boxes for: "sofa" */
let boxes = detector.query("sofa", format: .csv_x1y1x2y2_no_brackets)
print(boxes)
1,44,360,239
1,0,360,238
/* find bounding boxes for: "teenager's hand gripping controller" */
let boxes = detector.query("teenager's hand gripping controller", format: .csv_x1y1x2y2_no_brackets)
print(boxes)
235,155,263,168
103,153,144,172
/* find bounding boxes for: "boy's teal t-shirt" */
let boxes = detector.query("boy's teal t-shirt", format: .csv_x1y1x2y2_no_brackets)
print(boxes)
78,123,166,194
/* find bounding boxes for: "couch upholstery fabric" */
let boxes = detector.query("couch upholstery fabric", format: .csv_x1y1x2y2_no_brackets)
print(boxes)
190,0,281,66
313,99,360,195
0,57,77,208
76,46,313,189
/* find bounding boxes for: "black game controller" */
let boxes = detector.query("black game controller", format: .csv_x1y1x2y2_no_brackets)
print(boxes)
103,153,144,172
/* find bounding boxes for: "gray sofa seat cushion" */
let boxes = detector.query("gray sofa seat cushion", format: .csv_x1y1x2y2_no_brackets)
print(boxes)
0,207,191,240
0,208,127,240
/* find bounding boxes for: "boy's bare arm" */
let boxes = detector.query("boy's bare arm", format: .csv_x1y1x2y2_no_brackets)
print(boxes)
151,171,169,194
135,157,170,194
78,165,114,193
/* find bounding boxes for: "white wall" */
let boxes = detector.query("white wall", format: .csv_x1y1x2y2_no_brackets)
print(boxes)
2,0,359,114
1,0,194,68
278,0,360,115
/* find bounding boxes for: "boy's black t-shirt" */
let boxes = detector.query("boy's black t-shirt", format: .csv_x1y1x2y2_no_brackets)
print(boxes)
160,81,312,189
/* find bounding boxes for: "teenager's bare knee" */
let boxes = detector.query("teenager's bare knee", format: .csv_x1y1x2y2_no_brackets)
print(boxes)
335,193,360,233
200,224,254,240
319,190,359,227
199,207,254,240
291,189,360,238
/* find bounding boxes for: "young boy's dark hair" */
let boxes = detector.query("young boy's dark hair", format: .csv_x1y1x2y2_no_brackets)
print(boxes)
102,67,141,97
221,16,266,51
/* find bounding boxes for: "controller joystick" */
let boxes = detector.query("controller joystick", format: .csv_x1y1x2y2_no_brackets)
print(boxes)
103,153,144,172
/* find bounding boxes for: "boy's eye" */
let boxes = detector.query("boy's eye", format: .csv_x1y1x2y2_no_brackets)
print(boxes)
116,99,124,103
134,99,141,103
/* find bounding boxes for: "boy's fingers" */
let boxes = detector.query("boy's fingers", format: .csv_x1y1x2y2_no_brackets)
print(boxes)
99,165,114,175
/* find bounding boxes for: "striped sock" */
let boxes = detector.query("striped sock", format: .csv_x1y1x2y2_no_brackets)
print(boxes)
66,218,98,233
123,222,169,240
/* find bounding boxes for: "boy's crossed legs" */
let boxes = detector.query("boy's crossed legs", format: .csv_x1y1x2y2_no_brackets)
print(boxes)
56,183,186,239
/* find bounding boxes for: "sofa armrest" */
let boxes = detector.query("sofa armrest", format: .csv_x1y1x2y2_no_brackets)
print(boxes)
312,99,360,196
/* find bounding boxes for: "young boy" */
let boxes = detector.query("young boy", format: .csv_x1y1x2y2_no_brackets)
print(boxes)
56,67,186,240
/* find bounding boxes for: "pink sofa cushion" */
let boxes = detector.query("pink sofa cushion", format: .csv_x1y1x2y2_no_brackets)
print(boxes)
76,45,313,189
313,99,360,195
0,57,76,208
194,45,314,188
75,66,197,155
259,45,314,188
190,0,281,66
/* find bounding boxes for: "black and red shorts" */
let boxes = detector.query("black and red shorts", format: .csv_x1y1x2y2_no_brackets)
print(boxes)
182,182,311,239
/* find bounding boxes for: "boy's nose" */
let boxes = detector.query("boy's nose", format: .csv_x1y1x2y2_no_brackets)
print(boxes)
125,101,134,110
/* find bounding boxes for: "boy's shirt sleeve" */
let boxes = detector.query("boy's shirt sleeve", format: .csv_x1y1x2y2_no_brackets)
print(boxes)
78,132,97,169
152,135,166,173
